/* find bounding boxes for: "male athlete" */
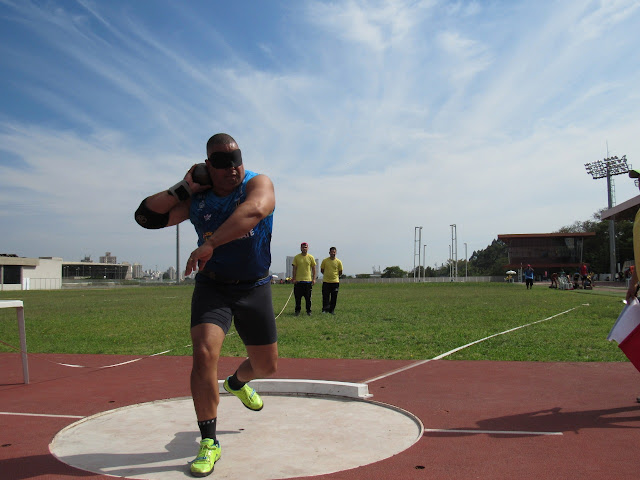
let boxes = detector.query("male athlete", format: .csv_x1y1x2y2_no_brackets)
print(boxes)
135,133,277,477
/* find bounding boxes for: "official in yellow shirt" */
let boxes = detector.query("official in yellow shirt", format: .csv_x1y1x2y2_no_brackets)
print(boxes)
292,242,316,316
320,247,343,315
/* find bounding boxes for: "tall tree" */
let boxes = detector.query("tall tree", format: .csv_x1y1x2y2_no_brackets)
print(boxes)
557,210,634,274
468,239,509,276
382,266,407,278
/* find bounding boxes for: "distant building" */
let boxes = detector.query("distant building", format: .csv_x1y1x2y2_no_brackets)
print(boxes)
99,252,117,264
132,263,143,279
166,266,177,281
498,232,596,273
121,262,133,280
286,256,295,279
62,260,129,280
1,255,62,291
1,253,149,290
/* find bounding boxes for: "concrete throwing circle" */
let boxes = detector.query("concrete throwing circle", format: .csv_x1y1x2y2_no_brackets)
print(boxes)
50,394,423,479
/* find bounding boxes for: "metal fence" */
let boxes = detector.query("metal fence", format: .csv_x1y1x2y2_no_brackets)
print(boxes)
341,276,503,284
9,278,63,290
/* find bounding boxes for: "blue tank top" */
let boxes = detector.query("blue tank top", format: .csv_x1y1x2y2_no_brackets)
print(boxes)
189,170,273,283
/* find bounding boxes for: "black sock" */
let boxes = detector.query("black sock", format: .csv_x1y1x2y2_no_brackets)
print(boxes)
198,418,217,442
227,371,246,391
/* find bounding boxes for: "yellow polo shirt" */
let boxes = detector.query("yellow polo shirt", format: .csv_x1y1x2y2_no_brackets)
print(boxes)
292,253,316,282
321,257,343,283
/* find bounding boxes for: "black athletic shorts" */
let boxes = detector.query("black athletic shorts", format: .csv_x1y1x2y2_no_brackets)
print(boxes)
191,281,277,346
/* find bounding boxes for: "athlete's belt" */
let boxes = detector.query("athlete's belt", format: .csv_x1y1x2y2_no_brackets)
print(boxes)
199,270,270,285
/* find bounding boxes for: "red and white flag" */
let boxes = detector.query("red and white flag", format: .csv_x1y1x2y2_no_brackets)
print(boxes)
609,298,640,372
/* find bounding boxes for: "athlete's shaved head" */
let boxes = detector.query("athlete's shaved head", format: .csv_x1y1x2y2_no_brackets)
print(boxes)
206,133,237,151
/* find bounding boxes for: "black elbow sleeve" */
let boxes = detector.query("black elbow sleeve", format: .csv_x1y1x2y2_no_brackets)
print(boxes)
135,200,170,229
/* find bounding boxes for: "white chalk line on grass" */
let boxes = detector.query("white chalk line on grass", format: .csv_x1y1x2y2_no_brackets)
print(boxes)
364,306,580,384
0,339,194,369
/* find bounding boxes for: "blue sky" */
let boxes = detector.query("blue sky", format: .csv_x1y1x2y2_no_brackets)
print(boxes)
1,0,640,276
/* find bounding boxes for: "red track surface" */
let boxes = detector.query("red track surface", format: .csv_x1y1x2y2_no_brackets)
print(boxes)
2,352,640,479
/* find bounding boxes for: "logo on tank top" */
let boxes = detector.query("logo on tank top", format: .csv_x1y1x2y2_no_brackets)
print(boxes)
239,229,255,239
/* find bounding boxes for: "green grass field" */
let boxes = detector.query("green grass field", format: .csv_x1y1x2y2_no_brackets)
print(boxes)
0,282,629,362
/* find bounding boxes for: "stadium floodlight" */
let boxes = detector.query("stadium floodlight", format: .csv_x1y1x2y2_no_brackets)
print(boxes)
584,155,629,180
584,154,629,280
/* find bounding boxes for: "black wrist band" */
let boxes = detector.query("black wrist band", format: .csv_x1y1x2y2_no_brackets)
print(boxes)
168,180,191,201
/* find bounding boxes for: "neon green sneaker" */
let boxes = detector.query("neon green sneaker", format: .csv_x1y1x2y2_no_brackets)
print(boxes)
190,438,221,477
223,377,263,411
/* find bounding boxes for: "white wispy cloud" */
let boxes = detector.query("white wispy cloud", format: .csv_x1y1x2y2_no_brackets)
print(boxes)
1,0,640,275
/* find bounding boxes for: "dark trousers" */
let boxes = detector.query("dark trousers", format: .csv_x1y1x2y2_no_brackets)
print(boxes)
322,282,339,313
294,282,313,313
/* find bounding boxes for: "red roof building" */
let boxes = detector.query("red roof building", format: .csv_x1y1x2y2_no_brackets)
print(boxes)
497,233,596,271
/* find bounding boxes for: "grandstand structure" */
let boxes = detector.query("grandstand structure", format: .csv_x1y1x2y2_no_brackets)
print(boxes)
498,232,596,273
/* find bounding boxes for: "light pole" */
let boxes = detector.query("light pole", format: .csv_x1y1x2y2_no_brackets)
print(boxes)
464,242,468,281
414,227,422,282
176,224,180,284
423,244,427,282
450,224,457,282
584,154,629,280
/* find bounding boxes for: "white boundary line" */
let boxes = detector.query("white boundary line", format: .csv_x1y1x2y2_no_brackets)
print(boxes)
364,307,579,384
423,428,562,436
0,411,84,419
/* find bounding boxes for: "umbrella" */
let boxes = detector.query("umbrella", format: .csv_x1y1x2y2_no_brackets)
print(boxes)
506,270,517,275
